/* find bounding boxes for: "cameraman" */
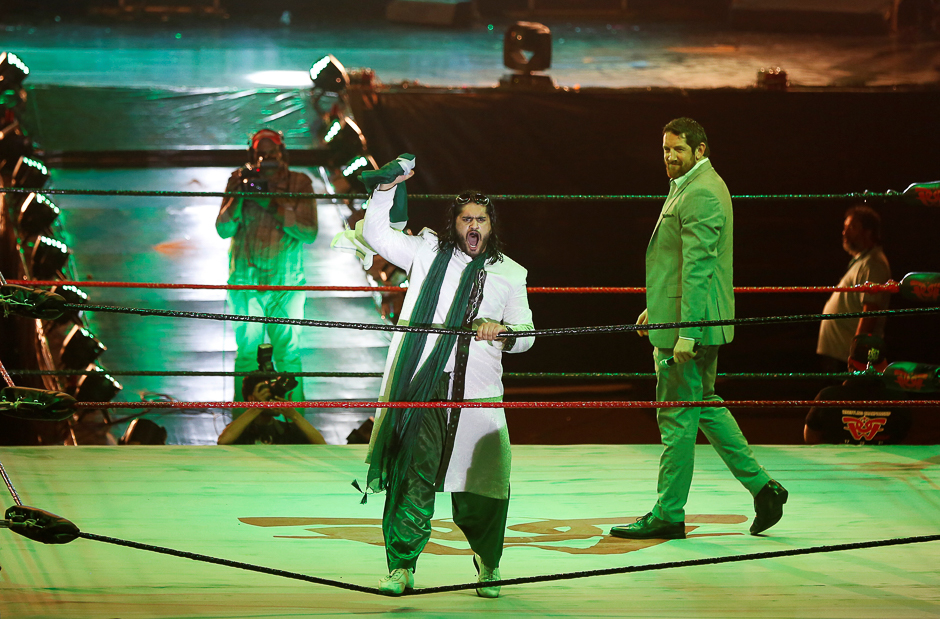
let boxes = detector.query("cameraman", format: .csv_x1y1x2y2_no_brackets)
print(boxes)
217,374,327,445
216,129,318,402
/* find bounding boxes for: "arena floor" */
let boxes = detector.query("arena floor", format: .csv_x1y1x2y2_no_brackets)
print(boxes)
2,443,939,618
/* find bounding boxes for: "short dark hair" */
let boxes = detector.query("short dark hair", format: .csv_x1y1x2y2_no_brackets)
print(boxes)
437,191,504,265
663,117,710,158
846,204,882,244
242,373,265,400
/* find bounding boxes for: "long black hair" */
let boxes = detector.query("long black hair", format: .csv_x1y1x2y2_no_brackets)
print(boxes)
437,191,504,265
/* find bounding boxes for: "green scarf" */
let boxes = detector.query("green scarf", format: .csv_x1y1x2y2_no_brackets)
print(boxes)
366,247,486,500
359,154,414,227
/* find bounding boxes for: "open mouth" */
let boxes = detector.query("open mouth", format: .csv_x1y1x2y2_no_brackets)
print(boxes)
467,231,481,252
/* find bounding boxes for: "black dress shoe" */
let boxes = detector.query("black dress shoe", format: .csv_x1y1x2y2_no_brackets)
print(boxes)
750,479,788,535
610,512,686,539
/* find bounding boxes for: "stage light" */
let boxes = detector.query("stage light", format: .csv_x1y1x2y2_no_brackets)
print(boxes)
50,284,88,325
0,52,30,89
18,193,60,236
31,235,71,280
309,54,349,93
323,117,367,163
60,326,106,369
332,154,378,194
245,70,311,87
323,119,342,143
342,155,374,178
12,156,50,189
757,67,789,91
504,22,552,73
0,121,33,172
73,368,122,402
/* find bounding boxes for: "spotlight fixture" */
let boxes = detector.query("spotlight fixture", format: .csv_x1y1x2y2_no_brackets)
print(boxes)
73,367,123,403
18,193,60,236
504,22,552,72
0,52,30,89
309,54,349,93
500,22,555,89
31,235,71,280
12,156,50,189
757,67,789,91
322,117,367,163
0,121,33,172
322,118,343,143
331,154,378,194
60,325,106,369
342,155,376,179
50,284,88,325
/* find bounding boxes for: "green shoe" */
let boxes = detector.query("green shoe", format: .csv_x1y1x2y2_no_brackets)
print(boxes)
473,554,501,598
750,480,788,535
378,568,414,596
610,512,686,539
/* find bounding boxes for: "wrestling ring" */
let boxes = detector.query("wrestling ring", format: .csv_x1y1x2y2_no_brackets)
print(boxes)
1,183,940,617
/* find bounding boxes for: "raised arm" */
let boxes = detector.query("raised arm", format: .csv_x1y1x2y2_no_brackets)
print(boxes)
216,171,244,239
362,184,423,271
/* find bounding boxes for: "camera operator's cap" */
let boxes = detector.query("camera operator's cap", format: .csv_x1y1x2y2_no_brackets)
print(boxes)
250,129,285,150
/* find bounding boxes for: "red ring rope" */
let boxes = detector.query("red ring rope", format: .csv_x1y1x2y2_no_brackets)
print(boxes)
8,279,902,294
73,399,939,409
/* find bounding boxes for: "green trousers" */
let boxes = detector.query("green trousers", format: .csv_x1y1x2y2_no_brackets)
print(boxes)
652,345,771,522
383,407,509,572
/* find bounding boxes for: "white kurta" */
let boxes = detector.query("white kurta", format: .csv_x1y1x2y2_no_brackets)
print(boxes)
362,186,534,499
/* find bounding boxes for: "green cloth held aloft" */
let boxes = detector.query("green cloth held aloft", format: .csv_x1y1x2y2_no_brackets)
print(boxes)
359,153,415,229
329,154,415,268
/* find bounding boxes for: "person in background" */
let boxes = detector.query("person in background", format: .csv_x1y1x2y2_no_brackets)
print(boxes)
216,128,318,402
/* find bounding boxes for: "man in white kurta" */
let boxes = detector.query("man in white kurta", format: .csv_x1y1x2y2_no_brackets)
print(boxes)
362,173,534,597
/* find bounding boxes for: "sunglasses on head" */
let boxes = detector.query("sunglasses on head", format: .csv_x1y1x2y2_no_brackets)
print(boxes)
455,192,491,207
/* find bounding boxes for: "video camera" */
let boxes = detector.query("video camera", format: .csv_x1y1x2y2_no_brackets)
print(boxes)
239,156,279,193
256,344,298,399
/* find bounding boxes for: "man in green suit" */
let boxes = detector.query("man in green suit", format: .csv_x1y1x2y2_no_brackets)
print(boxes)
611,118,788,540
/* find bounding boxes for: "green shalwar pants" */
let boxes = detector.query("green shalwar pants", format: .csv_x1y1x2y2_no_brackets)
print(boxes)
382,407,509,572
652,345,771,523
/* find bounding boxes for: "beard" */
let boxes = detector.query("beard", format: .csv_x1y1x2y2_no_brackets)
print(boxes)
458,229,488,257
666,160,694,179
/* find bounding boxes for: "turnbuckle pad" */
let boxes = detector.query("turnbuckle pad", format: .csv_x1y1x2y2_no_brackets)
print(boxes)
3,506,80,544
898,273,940,305
882,362,940,393
0,285,66,320
0,386,77,421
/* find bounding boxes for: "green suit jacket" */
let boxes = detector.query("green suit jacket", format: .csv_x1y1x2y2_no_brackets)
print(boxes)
645,158,735,349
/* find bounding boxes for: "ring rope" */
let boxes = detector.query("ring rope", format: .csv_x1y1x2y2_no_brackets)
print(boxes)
71,399,940,410
7,279,902,295
62,303,940,339
0,360,23,506
0,187,894,201
407,534,940,595
6,369,854,381
1,455,936,596
67,530,940,596
1,360,935,597
0,357,15,389
0,462,23,507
